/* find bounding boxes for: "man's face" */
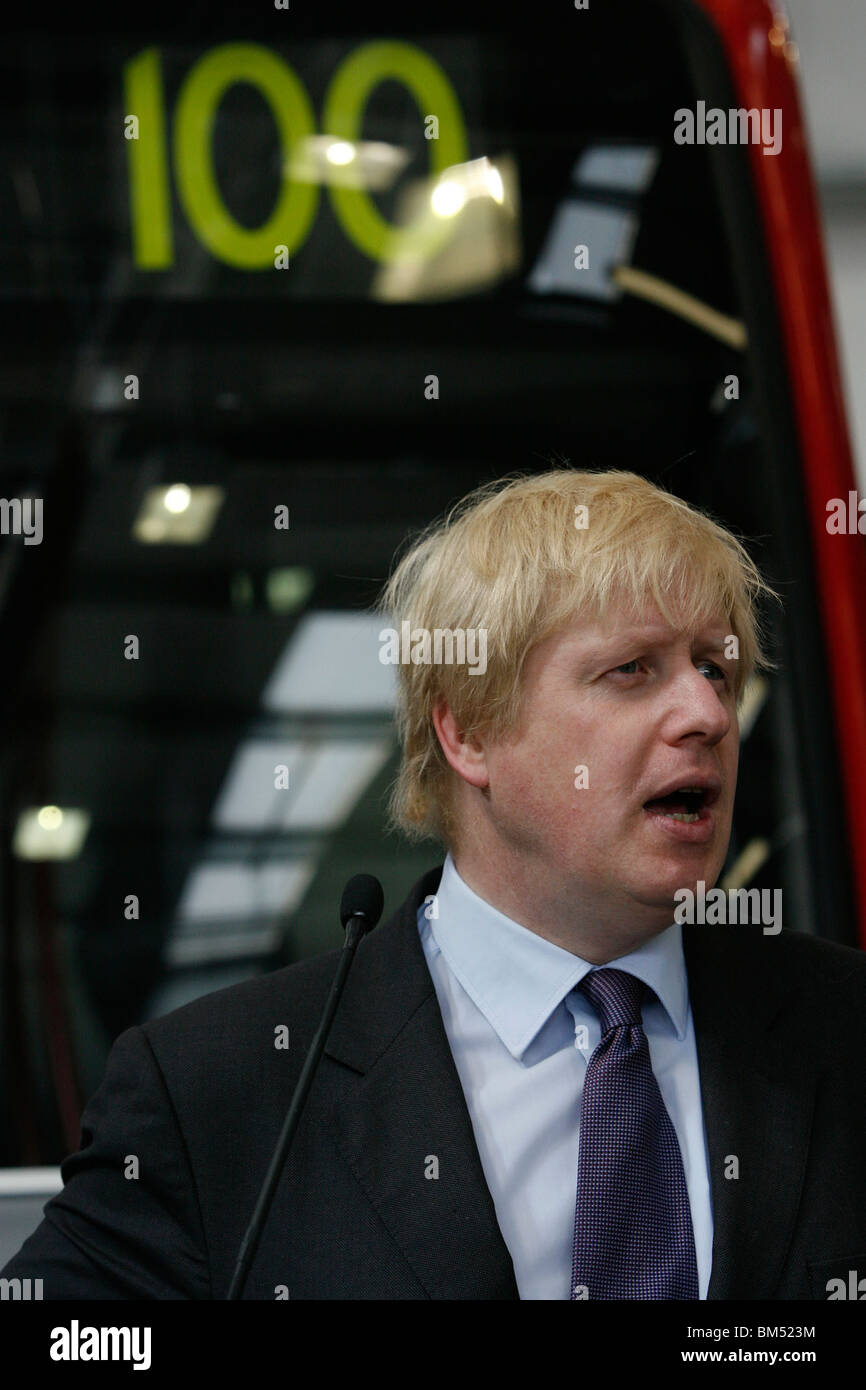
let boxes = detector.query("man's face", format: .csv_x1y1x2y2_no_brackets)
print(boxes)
475,600,740,927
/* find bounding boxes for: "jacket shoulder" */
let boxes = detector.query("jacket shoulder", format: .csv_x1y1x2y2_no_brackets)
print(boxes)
687,922,866,1009
137,863,444,1072
140,946,344,1060
767,928,866,979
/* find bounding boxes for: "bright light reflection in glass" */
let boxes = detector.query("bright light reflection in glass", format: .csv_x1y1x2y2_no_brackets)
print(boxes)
486,164,505,204
431,180,466,218
163,484,192,514
326,140,356,166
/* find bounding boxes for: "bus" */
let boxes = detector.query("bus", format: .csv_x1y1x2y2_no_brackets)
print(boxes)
0,0,863,1176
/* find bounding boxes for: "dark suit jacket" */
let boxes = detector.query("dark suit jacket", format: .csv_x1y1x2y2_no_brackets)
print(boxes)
4,864,866,1299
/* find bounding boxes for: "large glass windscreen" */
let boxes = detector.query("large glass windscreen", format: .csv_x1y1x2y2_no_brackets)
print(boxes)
0,2,844,1162
3,16,734,312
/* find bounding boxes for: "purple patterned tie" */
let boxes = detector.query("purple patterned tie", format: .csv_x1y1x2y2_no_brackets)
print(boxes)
570,968,699,1300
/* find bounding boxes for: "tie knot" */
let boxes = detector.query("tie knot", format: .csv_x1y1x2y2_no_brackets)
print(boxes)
579,968,646,1033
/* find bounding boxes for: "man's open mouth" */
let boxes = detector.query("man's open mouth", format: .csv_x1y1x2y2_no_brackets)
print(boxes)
642,785,719,824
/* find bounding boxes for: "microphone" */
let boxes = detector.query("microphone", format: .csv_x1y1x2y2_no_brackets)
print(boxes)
226,873,384,1300
340,873,384,932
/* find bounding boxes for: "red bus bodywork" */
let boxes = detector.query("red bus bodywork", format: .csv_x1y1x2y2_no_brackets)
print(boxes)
697,0,866,945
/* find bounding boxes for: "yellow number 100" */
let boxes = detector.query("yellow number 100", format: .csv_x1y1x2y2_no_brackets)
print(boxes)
123,40,468,269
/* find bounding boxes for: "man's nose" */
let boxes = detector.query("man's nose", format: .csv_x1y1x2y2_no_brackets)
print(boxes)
663,668,732,743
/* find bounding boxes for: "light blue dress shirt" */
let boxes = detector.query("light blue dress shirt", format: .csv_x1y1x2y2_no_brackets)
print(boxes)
416,853,714,1300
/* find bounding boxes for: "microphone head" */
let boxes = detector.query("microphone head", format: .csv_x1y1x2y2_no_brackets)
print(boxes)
340,873,385,931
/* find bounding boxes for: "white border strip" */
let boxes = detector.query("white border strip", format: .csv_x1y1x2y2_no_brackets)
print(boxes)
0,1167,62,1196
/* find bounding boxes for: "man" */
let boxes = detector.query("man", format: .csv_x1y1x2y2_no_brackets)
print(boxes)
3,468,866,1299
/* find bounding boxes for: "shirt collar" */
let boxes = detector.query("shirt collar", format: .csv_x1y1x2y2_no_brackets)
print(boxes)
426,853,689,1060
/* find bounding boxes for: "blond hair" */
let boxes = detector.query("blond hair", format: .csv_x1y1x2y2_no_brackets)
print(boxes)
378,469,778,847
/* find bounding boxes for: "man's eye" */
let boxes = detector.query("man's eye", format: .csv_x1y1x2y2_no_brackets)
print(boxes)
699,661,726,681
607,659,728,682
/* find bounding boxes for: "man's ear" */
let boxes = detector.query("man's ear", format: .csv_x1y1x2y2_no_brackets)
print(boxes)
432,697,490,789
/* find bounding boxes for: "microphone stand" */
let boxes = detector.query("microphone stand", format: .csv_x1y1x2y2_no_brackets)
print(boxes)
226,908,373,1300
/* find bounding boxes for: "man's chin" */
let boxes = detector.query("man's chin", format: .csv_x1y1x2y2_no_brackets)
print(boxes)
628,862,725,914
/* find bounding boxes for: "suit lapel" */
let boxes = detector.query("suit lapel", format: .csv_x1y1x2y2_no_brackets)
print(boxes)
683,925,816,1299
323,866,519,1299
